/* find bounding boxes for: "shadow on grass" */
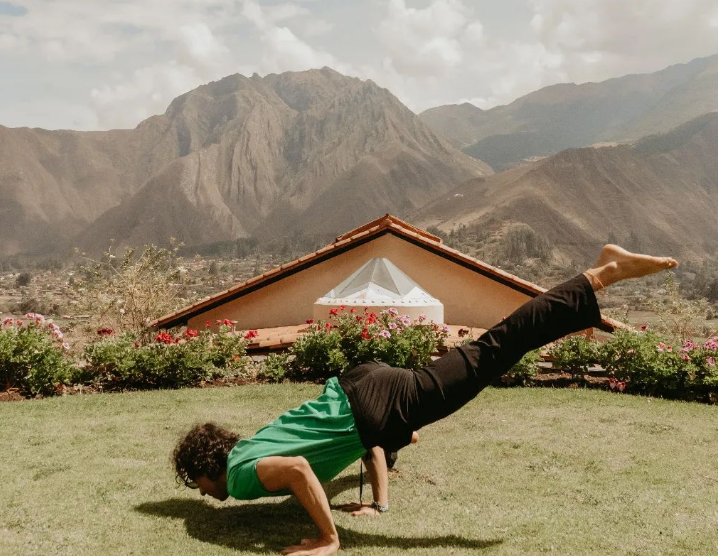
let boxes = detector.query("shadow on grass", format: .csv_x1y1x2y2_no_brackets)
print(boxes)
136,477,502,553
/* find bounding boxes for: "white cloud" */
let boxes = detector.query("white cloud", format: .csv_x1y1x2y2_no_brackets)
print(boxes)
378,0,469,76
528,0,718,82
240,0,344,73
90,62,204,129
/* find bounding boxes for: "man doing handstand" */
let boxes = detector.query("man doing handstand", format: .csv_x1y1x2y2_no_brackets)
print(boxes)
172,245,678,556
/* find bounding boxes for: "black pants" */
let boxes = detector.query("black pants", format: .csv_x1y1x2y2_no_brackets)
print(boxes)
340,274,602,451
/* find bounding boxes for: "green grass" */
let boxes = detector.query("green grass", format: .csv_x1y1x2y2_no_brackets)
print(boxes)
2,385,718,556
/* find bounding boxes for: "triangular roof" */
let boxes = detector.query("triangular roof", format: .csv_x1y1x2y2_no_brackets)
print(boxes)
151,214,618,332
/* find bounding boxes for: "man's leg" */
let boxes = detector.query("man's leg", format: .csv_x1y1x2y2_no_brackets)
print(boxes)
409,245,678,429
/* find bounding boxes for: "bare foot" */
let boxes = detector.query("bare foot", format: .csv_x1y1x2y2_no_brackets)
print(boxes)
584,244,678,290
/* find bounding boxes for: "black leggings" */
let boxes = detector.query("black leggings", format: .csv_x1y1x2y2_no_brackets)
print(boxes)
340,274,602,451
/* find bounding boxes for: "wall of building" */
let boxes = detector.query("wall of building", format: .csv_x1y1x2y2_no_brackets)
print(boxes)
187,234,533,331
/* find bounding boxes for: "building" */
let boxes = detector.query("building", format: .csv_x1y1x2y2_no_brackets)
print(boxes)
152,214,616,352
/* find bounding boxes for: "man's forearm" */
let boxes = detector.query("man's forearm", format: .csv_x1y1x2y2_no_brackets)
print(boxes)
289,461,339,543
365,446,389,506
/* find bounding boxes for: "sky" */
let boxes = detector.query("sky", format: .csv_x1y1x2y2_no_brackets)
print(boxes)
1,0,718,131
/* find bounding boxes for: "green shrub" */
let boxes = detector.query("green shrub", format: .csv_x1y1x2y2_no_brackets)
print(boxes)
292,327,348,379
548,335,600,375
257,352,292,383
501,349,542,386
0,314,76,396
81,325,249,390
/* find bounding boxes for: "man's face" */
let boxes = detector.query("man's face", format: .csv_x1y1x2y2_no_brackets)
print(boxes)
195,473,229,501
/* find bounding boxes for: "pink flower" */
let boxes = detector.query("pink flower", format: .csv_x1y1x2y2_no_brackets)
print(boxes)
680,352,691,362
2,317,13,326
399,315,411,327
62,342,70,351
378,330,391,339
656,343,665,352
388,308,399,317
388,322,397,330
707,357,716,368
440,325,450,334
418,314,426,323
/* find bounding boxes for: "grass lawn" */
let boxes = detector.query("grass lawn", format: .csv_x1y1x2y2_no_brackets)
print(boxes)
2,385,718,556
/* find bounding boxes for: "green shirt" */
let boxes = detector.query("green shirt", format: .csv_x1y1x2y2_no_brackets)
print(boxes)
226,377,367,500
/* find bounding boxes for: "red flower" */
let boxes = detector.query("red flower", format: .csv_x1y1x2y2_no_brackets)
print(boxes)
154,332,174,344
640,324,648,331
329,308,339,316
361,327,371,340
365,313,377,325
339,305,346,311
458,328,469,338
350,308,356,313
97,328,115,336
184,329,199,338
223,318,232,326
205,320,211,328
244,330,258,340
306,319,314,324
325,323,332,329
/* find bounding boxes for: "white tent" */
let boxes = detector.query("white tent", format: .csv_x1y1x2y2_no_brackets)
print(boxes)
314,258,444,323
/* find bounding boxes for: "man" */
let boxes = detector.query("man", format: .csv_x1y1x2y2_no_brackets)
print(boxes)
173,245,678,556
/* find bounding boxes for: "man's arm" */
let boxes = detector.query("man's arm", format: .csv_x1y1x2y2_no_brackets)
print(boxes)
256,456,339,556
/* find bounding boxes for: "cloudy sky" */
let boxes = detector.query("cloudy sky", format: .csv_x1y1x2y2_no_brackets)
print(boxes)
2,0,718,130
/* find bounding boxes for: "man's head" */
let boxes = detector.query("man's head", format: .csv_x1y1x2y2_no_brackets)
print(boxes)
172,422,239,501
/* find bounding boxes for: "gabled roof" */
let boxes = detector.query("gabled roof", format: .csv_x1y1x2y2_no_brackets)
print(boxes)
151,214,618,332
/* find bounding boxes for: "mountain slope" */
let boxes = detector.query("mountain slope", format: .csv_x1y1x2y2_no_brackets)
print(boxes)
414,113,718,262
1,68,490,257
420,54,718,170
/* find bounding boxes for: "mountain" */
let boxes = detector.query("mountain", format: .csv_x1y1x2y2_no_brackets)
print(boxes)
1,68,490,257
420,54,718,171
413,112,718,263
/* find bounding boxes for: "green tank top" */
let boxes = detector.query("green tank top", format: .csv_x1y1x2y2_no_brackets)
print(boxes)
226,377,367,500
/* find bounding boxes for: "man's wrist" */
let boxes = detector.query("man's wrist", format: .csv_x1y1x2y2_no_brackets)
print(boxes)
370,501,389,513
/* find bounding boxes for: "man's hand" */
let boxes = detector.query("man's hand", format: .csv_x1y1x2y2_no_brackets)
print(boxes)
335,502,381,517
282,537,340,556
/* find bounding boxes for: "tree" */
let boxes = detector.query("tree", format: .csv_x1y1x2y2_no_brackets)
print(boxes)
73,242,186,338
15,272,31,288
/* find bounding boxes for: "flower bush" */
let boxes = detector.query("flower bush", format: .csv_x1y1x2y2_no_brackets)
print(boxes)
291,307,449,380
81,324,249,390
0,314,76,396
548,334,601,375
501,349,542,386
597,329,718,400
257,352,292,383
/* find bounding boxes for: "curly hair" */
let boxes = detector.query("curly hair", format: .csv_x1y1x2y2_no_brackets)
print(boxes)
172,423,240,486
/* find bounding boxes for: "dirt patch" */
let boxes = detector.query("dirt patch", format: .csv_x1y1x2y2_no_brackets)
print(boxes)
0,389,24,402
